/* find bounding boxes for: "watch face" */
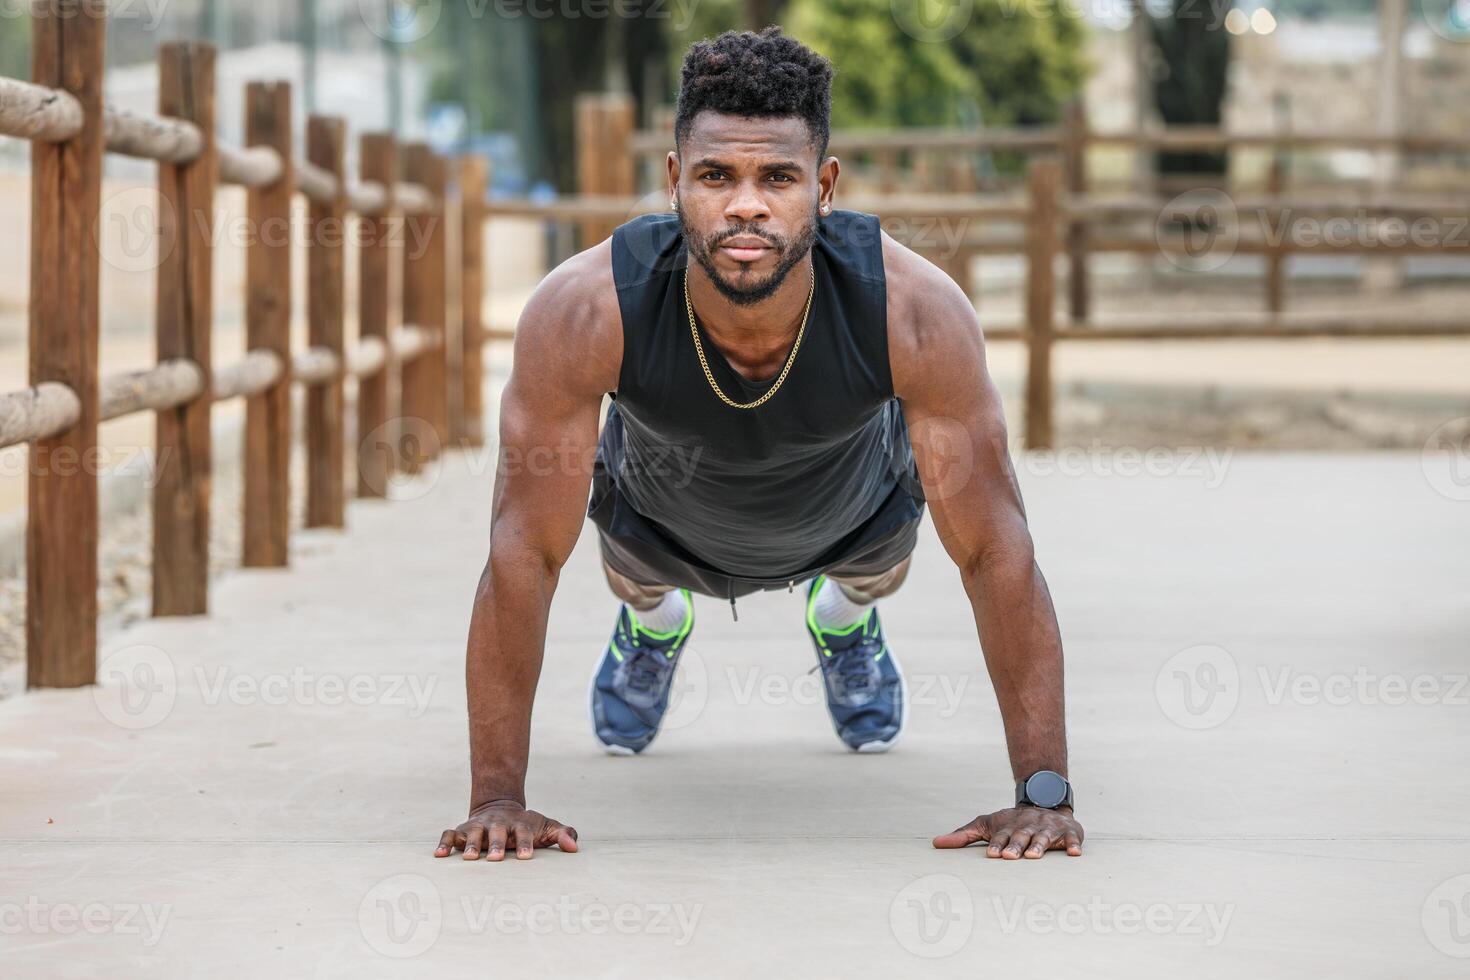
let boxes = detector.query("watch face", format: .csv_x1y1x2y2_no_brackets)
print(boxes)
1025,770,1068,809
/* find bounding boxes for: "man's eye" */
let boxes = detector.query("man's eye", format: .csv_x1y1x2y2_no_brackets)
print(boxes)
769,174,793,183
701,172,726,181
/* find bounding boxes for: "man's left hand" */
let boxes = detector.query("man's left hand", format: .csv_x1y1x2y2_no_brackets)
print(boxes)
932,806,1084,858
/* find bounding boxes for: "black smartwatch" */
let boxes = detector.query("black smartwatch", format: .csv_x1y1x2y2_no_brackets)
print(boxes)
1015,770,1073,810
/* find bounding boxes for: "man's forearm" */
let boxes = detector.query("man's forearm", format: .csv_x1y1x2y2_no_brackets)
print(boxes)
465,543,559,809
961,543,1068,780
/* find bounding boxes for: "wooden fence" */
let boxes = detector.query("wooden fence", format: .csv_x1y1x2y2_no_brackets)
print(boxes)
0,5,490,689
521,93,1470,448
577,93,1470,321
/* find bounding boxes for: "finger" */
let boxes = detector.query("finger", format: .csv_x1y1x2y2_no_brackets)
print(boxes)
1002,829,1033,860
985,830,1011,859
540,820,580,853
932,816,988,850
486,822,509,862
462,823,487,861
1064,830,1083,856
1024,831,1053,859
434,829,462,858
512,823,536,860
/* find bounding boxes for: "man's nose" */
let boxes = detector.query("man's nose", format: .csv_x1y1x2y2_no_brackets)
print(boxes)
723,179,770,224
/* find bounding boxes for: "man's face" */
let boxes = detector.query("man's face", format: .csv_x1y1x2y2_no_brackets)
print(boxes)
671,112,834,307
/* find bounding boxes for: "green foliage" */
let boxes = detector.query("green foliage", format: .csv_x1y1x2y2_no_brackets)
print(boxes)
665,0,1088,130
0,9,29,80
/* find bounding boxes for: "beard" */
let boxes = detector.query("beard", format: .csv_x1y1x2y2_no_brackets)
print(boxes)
679,204,820,308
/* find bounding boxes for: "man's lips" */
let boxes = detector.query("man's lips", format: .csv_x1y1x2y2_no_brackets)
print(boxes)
717,239,774,262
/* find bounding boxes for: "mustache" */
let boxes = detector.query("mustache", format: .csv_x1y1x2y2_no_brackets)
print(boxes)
712,229,783,250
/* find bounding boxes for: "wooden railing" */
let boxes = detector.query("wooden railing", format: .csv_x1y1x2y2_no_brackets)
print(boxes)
486,94,1470,452
0,4,492,689
577,93,1470,322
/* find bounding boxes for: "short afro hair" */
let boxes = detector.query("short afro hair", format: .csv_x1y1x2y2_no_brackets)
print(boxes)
674,27,834,162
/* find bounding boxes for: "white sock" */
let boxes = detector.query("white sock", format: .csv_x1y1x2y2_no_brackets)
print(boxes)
813,577,872,629
630,589,688,634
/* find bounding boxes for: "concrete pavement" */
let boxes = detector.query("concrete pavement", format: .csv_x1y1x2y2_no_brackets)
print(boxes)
2,445,1468,976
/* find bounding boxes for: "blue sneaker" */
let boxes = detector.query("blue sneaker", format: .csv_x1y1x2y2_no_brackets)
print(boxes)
589,590,695,755
805,575,906,752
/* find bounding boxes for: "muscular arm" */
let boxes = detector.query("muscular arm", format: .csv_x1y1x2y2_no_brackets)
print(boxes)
885,236,1081,859
435,243,621,861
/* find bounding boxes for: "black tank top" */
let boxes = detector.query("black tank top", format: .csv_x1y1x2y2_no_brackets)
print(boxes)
598,209,923,581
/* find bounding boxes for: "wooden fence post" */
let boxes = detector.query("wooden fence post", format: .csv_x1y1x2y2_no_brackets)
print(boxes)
400,144,447,470
27,0,105,688
357,133,397,497
243,82,293,566
1025,158,1061,451
153,42,217,616
1063,98,1090,324
574,92,635,247
305,115,347,528
1266,152,1287,315
457,155,488,448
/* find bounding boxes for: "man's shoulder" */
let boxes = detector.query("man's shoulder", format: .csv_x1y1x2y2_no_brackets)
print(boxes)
512,238,623,393
878,229,983,381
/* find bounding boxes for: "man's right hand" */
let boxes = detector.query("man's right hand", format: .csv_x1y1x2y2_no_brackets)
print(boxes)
434,802,579,861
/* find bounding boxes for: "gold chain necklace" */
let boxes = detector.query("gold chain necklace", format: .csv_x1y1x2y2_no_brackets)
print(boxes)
683,263,815,410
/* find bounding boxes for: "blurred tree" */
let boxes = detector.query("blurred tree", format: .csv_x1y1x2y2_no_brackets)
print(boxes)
667,0,1086,131
1144,2,1231,177
0,11,27,81
424,5,669,192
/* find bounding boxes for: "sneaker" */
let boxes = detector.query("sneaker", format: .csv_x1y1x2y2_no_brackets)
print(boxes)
804,575,906,753
589,590,695,755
